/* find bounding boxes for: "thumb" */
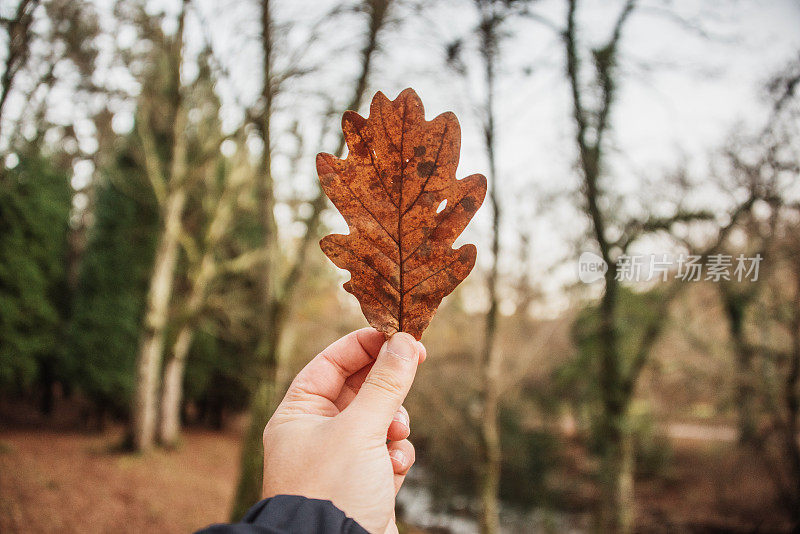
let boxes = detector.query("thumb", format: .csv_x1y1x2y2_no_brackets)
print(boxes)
346,332,420,432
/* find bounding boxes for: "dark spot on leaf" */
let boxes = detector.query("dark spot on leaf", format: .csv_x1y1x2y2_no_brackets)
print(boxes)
417,160,435,178
351,140,369,158
414,146,426,158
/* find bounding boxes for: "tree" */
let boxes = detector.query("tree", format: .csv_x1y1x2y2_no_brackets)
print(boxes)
230,0,396,517
0,148,71,409
471,2,510,531
725,57,800,527
0,0,39,135
1,0,102,153
554,0,762,529
713,142,786,442
754,219,800,528
130,0,192,451
443,2,538,529
157,135,254,447
69,143,159,424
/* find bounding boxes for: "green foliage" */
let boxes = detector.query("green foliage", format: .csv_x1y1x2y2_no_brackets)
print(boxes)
498,406,558,506
68,150,158,415
558,286,673,475
629,408,673,479
420,392,558,510
0,151,72,392
558,287,661,412
183,326,251,427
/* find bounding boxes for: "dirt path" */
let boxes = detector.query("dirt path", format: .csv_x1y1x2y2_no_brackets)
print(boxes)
0,427,242,534
665,422,738,442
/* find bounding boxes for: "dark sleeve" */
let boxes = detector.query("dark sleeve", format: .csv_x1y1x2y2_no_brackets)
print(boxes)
195,495,370,534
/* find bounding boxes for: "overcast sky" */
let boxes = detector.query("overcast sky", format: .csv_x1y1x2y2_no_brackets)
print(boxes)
111,0,800,314
6,0,799,315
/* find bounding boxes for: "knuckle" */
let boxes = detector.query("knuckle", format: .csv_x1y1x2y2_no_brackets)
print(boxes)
365,368,405,398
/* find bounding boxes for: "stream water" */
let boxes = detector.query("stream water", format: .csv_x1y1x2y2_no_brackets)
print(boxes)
395,468,589,534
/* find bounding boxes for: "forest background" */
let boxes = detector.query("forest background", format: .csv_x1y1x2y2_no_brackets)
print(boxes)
2,0,800,532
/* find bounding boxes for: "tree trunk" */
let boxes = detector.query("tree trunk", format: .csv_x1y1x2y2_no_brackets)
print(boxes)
718,288,758,442
230,0,390,519
786,271,800,528
599,416,635,534
158,208,226,446
39,358,54,415
479,353,501,534
129,0,189,453
158,324,193,447
131,186,187,451
230,353,279,520
230,0,279,515
477,5,502,531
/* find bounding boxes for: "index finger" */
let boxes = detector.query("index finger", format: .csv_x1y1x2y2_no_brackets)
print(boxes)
284,328,385,405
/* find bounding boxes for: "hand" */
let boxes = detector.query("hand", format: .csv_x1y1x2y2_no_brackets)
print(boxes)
261,328,426,534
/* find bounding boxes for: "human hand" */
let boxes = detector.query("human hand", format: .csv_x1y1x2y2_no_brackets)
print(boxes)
261,328,426,534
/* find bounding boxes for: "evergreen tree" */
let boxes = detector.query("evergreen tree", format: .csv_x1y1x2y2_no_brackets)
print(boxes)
0,149,72,411
68,149,158,419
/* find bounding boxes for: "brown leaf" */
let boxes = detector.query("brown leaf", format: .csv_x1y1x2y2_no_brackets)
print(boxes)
318,88,487,340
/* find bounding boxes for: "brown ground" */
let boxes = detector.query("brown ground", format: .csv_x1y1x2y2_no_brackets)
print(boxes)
0,409,793,533
0,425,241,533
635,442,791,533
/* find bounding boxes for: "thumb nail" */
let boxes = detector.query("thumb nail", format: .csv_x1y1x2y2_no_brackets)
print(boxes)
385,333,418,362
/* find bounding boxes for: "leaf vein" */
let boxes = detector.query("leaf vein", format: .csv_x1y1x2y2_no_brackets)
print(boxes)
329,240,400,294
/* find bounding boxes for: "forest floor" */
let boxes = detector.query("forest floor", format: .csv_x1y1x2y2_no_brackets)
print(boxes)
0,405,792,533
0,425,240,533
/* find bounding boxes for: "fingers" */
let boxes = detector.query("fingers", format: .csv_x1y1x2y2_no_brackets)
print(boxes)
388,439,415,493
389,438,415,474
345,333,420,433
417,341,427,364
387,406,410,442
333,362,373,411
334,340,426,411
282,328,384,407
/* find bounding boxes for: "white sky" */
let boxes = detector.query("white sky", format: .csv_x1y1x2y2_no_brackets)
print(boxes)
4,0,799,316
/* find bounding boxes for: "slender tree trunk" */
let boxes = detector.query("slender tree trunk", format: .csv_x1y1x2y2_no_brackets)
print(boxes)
39,358,54,415
230,0,278,516
561,0,637,529
479,352,501,534
158,323,194,447
721,290,757,442
786,269,800,526
157,261,228,446
132,185,187,451
231,351,279,520
599,415,635,533
230,0,391,517
478,8,502,531
131,0,190,449
130,0,190,453
158,174,238,446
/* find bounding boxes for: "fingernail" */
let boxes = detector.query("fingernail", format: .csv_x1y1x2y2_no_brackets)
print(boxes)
393,410,409,428
390,449,406,466
385,333,417,362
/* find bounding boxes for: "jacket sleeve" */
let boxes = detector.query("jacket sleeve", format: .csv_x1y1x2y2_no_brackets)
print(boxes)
195,495,370,534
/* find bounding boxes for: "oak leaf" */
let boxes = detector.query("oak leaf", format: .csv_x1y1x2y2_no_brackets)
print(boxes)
317,88,487,340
